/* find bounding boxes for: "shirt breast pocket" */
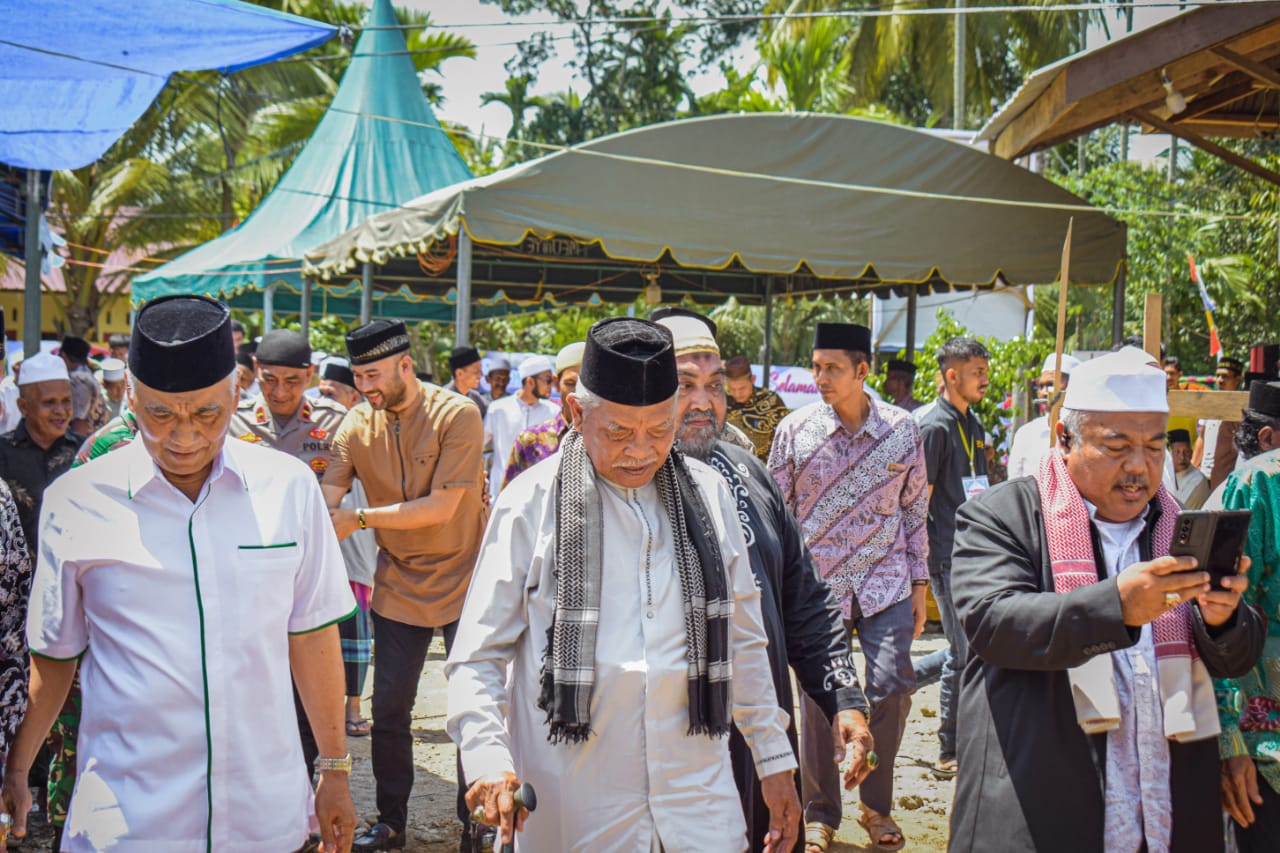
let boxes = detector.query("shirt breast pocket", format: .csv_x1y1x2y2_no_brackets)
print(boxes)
236,545,299,605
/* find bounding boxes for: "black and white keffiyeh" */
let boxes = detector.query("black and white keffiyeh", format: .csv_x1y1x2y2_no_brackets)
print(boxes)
538,428,733,744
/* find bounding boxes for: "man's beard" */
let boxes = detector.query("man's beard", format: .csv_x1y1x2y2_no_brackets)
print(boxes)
677,409,722,461
370,372,408,411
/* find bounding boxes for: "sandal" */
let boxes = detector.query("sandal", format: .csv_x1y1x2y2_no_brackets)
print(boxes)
346,717,372,737
931,756,958,778
857,805,906,852
803,821,835,852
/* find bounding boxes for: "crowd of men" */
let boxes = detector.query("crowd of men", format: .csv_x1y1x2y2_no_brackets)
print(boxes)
0,297,1276,853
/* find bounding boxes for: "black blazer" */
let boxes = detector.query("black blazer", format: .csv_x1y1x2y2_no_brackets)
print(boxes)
947,476,1264,853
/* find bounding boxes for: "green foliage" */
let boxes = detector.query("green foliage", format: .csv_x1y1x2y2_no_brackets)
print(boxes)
904,310,1052,459
484,0,759,146
709,294,869,366
1048,146,1280,376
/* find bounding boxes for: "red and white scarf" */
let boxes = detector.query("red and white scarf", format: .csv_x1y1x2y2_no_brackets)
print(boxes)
1036,450,1219,742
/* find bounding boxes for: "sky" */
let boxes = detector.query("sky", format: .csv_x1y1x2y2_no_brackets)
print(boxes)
400,0,1181,155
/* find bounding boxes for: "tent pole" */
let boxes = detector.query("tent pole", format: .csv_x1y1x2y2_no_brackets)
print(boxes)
905,286,919,360
300,278,311,340
456,228,473,346
22,170,42,357
360,263,373,325
263,283,277,334
1111,263,1126,347
762,277,774,390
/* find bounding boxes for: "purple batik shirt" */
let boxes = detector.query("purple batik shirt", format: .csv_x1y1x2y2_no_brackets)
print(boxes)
768,397,929,619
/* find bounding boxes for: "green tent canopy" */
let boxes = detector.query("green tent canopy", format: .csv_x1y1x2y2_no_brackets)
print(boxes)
131,0,474,321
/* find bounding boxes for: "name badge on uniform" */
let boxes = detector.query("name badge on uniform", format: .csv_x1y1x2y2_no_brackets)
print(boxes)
962,475,990,501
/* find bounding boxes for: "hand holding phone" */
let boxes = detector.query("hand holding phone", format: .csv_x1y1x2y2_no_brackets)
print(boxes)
1168,510,1252,590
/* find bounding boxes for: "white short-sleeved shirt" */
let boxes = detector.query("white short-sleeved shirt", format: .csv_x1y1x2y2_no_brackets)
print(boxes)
30,437,355,853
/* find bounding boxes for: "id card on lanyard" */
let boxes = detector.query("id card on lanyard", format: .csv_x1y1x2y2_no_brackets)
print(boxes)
958,419,989,501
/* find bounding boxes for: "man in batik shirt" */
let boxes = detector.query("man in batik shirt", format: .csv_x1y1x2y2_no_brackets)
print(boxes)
501,342,583,487
769,323,929,852
725,355,789,463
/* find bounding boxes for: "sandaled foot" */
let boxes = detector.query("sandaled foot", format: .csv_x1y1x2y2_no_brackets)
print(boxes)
346,717,371,737
804,821,835,852
857,806,906,852
931,756,958,778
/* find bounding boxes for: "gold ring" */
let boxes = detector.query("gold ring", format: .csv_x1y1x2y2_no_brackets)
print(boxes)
1164,592,1181,608
866,750,879,771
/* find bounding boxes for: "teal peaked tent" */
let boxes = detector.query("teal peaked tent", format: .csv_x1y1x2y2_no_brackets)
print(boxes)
131,0,478,326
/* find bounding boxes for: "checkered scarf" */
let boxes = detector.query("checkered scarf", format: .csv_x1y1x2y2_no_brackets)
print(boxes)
1037,449,1219,742
538,428,732,744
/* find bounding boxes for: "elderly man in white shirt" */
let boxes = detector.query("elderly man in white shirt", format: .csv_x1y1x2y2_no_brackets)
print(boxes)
482,355,558,500
447,318,800,853
0,295,357,853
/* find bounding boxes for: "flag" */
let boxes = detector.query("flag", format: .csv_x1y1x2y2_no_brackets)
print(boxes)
1187,252,1221,357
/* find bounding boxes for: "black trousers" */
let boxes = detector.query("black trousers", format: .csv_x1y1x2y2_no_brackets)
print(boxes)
370,610,466,835
1236,778,1280,852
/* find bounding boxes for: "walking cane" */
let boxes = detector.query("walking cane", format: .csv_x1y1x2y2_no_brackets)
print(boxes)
470,782,537,853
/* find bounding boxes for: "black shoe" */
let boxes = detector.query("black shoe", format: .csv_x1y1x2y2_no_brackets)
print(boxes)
352,822,405,851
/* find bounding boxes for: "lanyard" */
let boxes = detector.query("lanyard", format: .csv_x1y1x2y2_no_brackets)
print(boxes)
956,418,976,477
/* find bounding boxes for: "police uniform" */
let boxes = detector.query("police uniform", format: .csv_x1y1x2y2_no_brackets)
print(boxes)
229,395,347,480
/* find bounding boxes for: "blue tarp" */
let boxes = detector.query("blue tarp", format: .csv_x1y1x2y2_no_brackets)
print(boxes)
0,0,336,169
132,0,476,323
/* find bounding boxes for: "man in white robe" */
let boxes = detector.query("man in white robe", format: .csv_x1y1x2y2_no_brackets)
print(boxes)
446,317,800,853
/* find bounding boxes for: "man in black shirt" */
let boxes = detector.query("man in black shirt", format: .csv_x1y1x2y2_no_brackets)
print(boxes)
0,352,82,555
914,337,990,775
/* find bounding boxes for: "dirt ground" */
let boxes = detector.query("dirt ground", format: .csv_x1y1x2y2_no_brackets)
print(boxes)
15,633,955,853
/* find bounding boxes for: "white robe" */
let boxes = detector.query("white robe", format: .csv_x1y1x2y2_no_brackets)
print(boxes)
446,453,796,853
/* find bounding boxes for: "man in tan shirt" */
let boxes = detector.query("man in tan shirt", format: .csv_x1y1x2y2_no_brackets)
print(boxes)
321,319,486,852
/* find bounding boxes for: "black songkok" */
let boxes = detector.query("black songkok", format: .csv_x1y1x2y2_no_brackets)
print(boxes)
61,335,90,362
255,330,311,368
236,342,256,369
813,322,872,356
1218,357,1244,375
448,346,481,373
320,360,355,388
129,295,234,392
1248,380,1280,418
724,355,752,380
1167,429,1192,446
886,359,917,375
346,319,410,365
648,306,717,339
579,317,677,407
108,332,129,348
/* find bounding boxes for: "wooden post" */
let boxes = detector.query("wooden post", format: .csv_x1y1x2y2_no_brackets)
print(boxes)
1143,293,1163,363
1048,219,1073,445
1142,291,1249,422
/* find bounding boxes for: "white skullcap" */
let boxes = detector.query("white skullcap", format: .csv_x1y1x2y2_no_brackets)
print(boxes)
555,342,586,375
1063,350,1168,413
17,351,70,386
1040,352,1081,376
656,315,719,357
518,355,555,382
484,356,511,373
310,350,328,366
99,357,126,381
1113,345,1161,368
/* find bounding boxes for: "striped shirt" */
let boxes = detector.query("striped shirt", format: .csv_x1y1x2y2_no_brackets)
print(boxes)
769,397,929,618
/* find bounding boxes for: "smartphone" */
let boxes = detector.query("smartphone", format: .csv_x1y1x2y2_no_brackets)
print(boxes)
1168,510,1252,589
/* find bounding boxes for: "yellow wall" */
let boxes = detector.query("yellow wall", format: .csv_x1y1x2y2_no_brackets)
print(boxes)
0,291,133,344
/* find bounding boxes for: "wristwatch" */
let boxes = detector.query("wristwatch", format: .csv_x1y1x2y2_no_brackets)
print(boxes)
357,508,367,530
315,754,352,774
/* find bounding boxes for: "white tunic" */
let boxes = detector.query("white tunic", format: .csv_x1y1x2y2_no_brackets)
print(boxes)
482,394,558,500
446,454,796,853
29,438,355,853
1006,414,1052,480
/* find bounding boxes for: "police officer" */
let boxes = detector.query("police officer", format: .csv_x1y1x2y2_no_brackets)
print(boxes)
230,330,347,483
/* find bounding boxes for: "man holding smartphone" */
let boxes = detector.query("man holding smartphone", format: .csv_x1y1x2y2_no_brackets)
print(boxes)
947,350,1263,853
